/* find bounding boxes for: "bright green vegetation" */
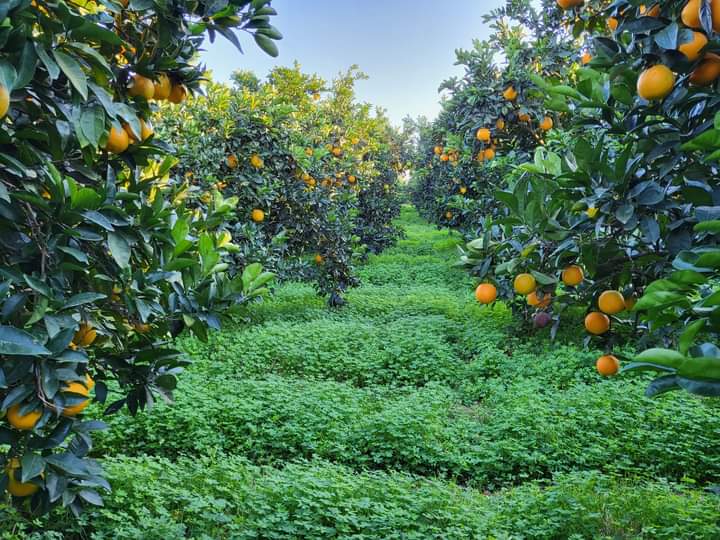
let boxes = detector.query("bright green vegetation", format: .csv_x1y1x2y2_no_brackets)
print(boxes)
8,206,719,538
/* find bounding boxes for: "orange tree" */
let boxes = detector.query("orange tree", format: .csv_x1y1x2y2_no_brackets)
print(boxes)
0,0,280,515
455,0,720,392
412,0,576,236
157,65,403,305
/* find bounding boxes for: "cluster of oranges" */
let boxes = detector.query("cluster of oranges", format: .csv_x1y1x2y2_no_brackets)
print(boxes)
475,263,632,377
559,1,720,100
434,145,461,164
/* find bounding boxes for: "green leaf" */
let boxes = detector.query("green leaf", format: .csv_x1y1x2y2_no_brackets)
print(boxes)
253,33,279,57
20,453,44,483
0,326,51,356
679,319,706,356
634,348,686,369
61,292,107,310
52,50,88,99
107,232,131,269
645,375,681,397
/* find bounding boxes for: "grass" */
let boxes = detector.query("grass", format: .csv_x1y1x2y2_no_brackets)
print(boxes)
8,205,720,539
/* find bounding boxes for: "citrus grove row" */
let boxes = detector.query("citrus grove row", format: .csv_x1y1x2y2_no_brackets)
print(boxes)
413,0,720,397
0,0,404,515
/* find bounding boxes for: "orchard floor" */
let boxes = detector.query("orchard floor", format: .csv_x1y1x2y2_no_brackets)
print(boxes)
10,206,720,539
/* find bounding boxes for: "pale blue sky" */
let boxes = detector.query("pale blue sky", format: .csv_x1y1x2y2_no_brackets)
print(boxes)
200,0,505,126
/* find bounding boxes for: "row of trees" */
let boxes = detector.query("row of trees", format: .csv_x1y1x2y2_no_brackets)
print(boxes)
413,0,720,397
0,0,403,517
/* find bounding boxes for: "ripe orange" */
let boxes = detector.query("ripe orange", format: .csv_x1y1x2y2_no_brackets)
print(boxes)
227,154,239,169
0,84,9,119
314,254,324,265
106,126,129,154
6,404,41,430
153,74,172,100
434,145,443,155
61,381,90,417
475,283,497,304
561,265,584,287
596,354,620,376
484,148,496,161
250,154,264,169
476,128,491,142
440,154,449,162
585,312,610,335
251,209,265,223
348,175,357,184
513,273,536,295
581,51,592,65
608,16,619,31
527,290,552,308
518,113,531,122
713,0,720,32
128,74,154,100
140,119,154,140
332,147,342,157
503,86,518,101
6,459,41,497
459,186,467,194
640,4,660,16
540,116,553,131
557,0,583,9
690,53,720,85
496,118,505,130
682,0,702,29
351,137,360,145
598,290,625,315
679,31,708,61
168,84,187,104
637,65,675,100
73,322,97,348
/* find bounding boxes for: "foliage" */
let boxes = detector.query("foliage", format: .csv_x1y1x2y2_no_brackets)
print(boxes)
0,0,280,515
158,65,404,305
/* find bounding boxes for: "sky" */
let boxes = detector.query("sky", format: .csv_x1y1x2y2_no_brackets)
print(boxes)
199,0,506,126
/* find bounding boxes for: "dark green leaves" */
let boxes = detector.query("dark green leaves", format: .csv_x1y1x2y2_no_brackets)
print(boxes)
0,326,50,356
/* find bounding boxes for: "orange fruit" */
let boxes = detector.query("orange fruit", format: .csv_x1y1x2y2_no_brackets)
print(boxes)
513,273,536,295
476,128,491,142
518,113,531,122
540,116,553,131
227,154,239,169
127,74,154,100
637,65,675,100
168,84,187,104
348,175,357,184
496,118,505,130
527,290,552,308
484,148,496,161
445,211,453,220
503,86,518,101
251,209,265,223
690,53,720,85
557,0,583,8
598,290,625,315
440,154,449,162
6,459,41,497
682,0,702,29
679,31,708,62
561,265,584,287
434,145,443,155
250,154,264,169
314,254,324,265
459,186,467,194
153,74,172,100
608,16,619,31
581,51,592,65
332,147,342,157
6,404,41,430
585,312,610,335
61,381,90,417
105,126,129,154
73,322,97,347
713,0,720,32
475,283,498,304
125,119,153,143
596,354,620,376
640,4,660,16
0,84,9,119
